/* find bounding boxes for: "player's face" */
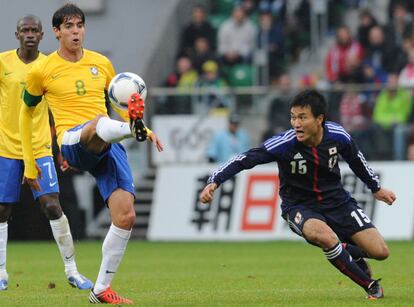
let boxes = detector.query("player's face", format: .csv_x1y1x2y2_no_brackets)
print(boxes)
290,105,324,146
15,19,43,51
53,15,84,52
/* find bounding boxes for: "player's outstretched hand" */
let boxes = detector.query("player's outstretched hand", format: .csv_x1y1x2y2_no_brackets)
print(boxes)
199,183,218,203
374,187,396,205
23,164,42,192
148,131,164,152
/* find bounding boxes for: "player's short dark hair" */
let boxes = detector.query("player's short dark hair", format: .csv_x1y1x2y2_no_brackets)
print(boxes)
52,3,85,29
290,89,327,120
17,15,42,31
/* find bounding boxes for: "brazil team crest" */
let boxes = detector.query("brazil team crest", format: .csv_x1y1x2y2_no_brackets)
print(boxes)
90,67,99,76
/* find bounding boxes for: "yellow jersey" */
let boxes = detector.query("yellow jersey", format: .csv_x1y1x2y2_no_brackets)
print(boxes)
0,50,51,159
24,49,116,146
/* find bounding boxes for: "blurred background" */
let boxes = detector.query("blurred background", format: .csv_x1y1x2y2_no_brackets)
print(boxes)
2,0,414,241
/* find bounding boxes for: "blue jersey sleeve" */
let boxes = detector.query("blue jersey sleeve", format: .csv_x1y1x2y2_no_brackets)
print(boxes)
339,131,381,193
207,147,275,186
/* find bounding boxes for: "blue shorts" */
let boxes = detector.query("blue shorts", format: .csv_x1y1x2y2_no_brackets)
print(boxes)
282,198,375,244
61,123,135,202
0,156,59,202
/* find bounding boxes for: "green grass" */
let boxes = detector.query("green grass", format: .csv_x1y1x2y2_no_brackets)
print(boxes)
0,241,413,306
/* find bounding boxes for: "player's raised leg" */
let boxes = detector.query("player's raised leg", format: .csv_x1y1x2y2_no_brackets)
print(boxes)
89,189,134,304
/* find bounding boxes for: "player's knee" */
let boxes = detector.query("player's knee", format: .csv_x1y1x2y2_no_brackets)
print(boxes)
371,245,389,260
0,204,12,222
116,211,136,229
305,228,337,249
40,196,63,220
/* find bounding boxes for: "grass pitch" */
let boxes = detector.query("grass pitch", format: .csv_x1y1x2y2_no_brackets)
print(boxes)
0,241,413,306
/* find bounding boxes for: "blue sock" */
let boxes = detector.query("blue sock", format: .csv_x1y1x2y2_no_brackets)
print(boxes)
342,243,368,260
324,242,372,290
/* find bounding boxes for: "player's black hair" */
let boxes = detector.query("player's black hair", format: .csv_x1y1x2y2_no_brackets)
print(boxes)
17,15,42,31
52,3,85,29
290,89,327,122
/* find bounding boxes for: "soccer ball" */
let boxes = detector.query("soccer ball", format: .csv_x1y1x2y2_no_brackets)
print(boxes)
108,72,147,109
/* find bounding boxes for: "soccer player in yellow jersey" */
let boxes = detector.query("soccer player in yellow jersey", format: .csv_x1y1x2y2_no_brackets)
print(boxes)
0,15,92,291
20,4,163,304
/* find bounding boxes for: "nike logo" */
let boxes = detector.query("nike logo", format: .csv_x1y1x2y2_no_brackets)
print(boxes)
51,74,61,80
105,270,116,274
49,181,58,187
4,72,13,76
65,253,74,260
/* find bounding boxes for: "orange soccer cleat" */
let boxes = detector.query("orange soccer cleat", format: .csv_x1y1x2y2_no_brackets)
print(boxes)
89,287,133,304
128,92,145,120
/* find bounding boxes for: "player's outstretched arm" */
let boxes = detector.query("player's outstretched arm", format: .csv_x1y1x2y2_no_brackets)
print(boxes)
199,183,218,203
373,187,396,206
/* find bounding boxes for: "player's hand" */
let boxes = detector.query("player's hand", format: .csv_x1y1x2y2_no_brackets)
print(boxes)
148,131,164,152
23,164,42,192
199,183,218,203
374,188,396,206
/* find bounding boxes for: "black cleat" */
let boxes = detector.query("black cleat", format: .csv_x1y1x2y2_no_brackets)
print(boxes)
366,279,384,300
130,117,147,142
356,258,372,278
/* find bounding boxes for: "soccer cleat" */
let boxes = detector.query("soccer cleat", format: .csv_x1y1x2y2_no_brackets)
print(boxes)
355,258,372,278
0,279,8,291
67,273,94,290
89,287,133,304
128,93,145,120
128,93,147,142
366,279,384,300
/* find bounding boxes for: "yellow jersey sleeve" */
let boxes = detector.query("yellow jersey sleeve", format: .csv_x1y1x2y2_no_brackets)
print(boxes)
24,60,44,106
19,104,38,179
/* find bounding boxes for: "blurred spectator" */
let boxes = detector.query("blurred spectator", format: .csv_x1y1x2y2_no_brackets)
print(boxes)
398,47,414,90
384,1,413,48
362,25,405,84
259,0,287,22
339,90,370,134
257,8,286,80
240,0,258,16
374,73,412,129
217,5,257,66
357,9,378,49
207,114,251,163
194,60,231,111
163,55,198,114
188,37,217,74
180,5,215,56
388,0,414,22
338,88,376,159
325,26,364,83
373,73,413,159
262,73,292,140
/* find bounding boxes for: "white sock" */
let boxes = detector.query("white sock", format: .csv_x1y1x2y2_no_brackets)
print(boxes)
94,224,131,294
49,214,77,275
96,117,132,143
0,222,7,278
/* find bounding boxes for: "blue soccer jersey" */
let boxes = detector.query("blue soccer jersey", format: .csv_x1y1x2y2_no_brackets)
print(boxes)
208,121,380,214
